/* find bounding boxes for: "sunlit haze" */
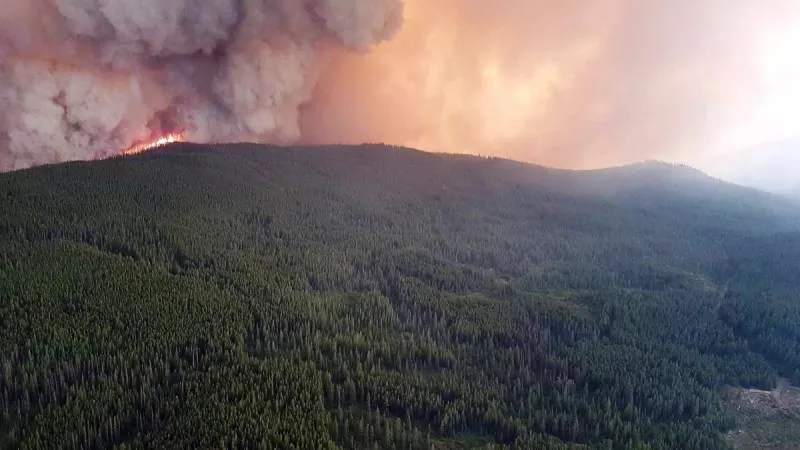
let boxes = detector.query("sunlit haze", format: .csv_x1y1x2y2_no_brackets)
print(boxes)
304,0,800,181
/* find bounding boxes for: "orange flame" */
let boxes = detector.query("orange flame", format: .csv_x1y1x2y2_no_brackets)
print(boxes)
122,132,184,156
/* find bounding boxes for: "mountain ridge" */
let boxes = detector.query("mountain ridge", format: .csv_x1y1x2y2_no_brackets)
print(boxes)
102,141,798,204
1,142,799,449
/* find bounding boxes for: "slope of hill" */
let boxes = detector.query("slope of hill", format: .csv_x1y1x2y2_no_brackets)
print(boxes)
697,138,800,198
1,143,800,449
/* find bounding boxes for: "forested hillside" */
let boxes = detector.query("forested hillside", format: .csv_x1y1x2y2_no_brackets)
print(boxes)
1,143,799,449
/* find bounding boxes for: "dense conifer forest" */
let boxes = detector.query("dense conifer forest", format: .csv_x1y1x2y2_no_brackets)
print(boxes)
1,143,799,449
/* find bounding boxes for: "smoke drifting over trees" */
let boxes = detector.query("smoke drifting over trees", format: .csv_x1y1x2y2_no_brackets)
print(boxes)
0,0,403,171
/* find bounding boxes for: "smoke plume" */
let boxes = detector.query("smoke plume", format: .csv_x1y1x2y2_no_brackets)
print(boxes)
2,1,799,172
0,0,403,171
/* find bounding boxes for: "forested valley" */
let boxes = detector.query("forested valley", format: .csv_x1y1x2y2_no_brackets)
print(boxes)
1,143,799,449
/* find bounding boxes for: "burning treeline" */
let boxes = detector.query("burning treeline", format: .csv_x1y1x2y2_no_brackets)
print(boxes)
0,0,404,171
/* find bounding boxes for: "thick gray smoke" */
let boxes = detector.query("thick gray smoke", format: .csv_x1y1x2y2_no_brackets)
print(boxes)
0,0,404,171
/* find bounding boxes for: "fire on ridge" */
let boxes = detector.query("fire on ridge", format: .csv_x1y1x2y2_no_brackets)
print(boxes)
121,133,185,156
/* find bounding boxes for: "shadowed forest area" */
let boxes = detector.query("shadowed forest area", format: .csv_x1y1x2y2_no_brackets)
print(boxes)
1,143,799,449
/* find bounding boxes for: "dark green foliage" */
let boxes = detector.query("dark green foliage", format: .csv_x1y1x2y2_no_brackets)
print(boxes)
1,143,799,449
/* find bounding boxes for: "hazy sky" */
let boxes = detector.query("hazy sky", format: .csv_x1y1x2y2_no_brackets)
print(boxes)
303,0,800,179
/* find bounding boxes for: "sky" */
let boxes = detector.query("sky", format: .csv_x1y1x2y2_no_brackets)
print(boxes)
0,0,799,188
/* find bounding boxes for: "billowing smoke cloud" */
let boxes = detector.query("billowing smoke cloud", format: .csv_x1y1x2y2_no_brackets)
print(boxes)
2,0,799,172
0,0,403,171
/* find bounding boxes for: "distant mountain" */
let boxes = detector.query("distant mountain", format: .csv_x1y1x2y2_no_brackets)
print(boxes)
1,142,800,449
701,138,800,198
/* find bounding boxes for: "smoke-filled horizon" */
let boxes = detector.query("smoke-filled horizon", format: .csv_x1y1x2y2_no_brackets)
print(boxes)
1,1,799,174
